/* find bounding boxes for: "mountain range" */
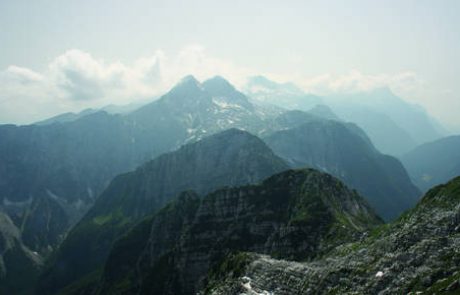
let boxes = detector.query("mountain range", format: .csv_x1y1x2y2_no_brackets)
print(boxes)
56,169,382,295
0,74,457,294
244,76,447,156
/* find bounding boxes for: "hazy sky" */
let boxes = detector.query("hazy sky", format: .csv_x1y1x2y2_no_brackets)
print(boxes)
0,0,459,130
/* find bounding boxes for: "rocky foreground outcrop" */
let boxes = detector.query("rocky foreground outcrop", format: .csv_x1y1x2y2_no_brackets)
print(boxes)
204,176,460,294
96,169,381,295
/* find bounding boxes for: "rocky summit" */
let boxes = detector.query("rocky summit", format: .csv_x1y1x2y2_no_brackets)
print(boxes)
204,176,460,294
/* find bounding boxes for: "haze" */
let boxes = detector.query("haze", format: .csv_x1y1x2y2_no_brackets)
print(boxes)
0,0,459,131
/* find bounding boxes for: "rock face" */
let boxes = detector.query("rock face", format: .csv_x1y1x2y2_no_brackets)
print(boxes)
264,119,421,220
402,135,460,192
0,212,43,295
97,169,381,295
205,175,460,295
37,129,289,294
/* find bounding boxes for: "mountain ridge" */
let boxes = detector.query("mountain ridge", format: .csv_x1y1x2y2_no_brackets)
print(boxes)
264,119,421,220
95,168,381,295
36,128,289,294
204,175,460,294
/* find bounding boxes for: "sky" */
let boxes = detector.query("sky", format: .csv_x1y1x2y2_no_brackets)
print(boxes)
0,0,459,130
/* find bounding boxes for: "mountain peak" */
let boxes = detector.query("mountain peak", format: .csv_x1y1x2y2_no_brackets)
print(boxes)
197,128,261,146
247,75,275,88
180,74,199,83
367,86,399,99
202,75,236,94
246,75,304,94
159,75,205,102
307,104,340,120
175,75,201,88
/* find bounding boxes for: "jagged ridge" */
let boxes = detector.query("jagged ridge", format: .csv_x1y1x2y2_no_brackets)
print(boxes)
96,168,381,295
205,176,460,294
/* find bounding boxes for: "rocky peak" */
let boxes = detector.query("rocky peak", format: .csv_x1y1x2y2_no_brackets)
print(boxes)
97,168,381,295
204,175,460,294
178,74,201,88
307,104,340,120
202,76,253,111
160,75,206,104
202,75,236,95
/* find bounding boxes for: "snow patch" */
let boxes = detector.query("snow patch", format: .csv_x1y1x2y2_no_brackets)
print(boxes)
240,276,273,295
212,97,243,110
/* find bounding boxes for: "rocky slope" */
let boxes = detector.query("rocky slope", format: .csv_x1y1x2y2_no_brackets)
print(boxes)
95,169,381,295
37,129,289,294
0,212,43,295
264,119,421,220
402,135,460,192
205,175,460,294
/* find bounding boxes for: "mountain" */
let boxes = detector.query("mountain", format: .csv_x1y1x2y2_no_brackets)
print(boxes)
328,104,418,155
34,109,98,126
306,104,340,120
94,169,381,295
35,100,150,126
37,129,289,294
326,87,447,154
0,75,282,254
402,135,460,192
263,119,421,220
129,75,273,145
244,75,322,111
0,112,144,253
206,175,460,294
0,212,43,295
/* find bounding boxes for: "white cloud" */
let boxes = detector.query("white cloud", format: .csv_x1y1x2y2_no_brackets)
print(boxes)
5,66,45,83
296,70,424,98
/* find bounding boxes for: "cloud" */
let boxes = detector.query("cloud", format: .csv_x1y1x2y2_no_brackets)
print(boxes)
4,66,44,84
0,45,436,126
297,70,424,98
